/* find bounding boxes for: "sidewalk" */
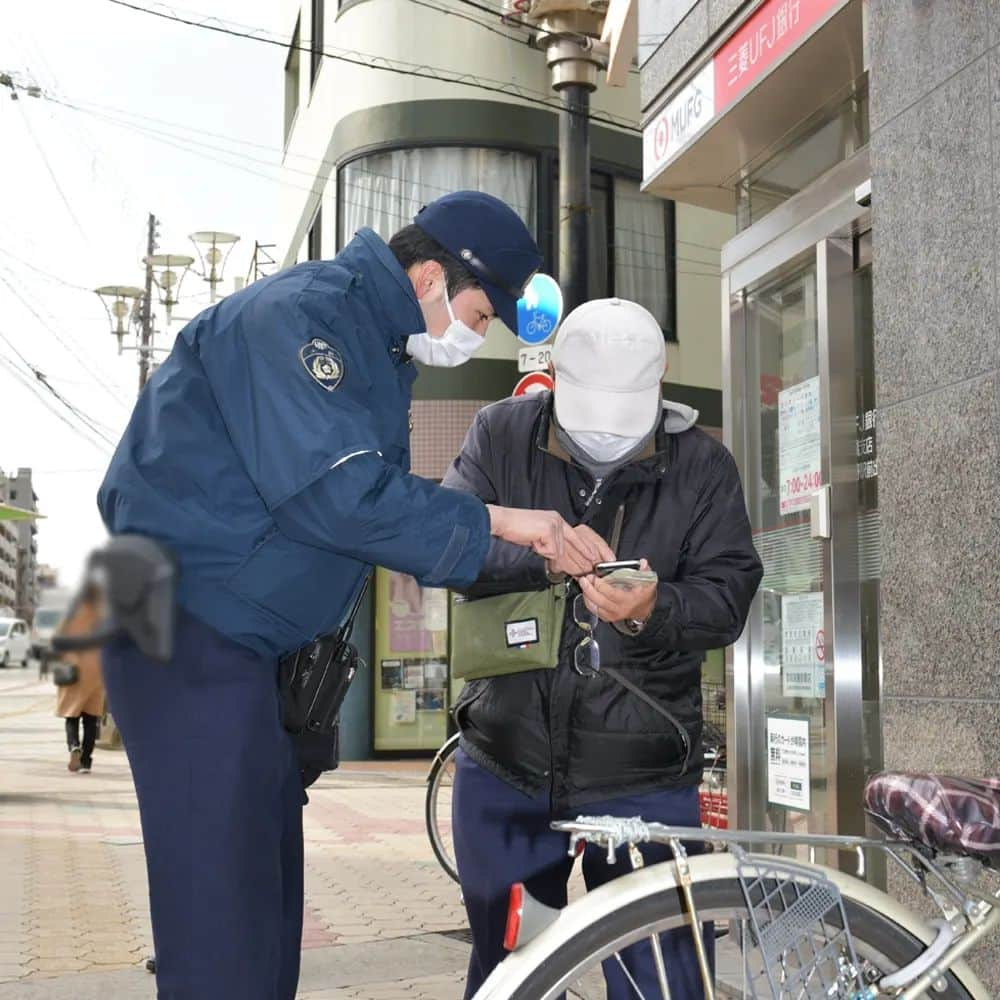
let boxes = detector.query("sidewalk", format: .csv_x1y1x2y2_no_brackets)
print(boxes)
0,671,471,999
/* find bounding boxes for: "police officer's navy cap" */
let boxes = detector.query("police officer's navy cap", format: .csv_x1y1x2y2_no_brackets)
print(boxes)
414,190,543,333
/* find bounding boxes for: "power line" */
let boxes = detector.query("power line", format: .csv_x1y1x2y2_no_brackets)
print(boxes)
22,77,666,251
100,0,640,134
0,354,114,454
14,100,90,248
50,92,538,210
12,91,705,285
0,335,117,450
39,96,674,257
57,101,700,272
0,265,130,411
404,0,530,43
451,0,513,18
0,247,93,292
37,104,683,268
0,261,128,401
0,353,101,450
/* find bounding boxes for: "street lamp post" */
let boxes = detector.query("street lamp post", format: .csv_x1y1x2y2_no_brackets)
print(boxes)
96,216,241,392
145,253,194,327
189,231,240,302
94,286,145,355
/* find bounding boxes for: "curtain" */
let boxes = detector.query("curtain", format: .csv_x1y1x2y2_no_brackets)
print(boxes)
340,147,537,246
614,177,669,330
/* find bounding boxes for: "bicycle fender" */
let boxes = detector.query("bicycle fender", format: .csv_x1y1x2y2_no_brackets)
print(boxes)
470,851,990,1000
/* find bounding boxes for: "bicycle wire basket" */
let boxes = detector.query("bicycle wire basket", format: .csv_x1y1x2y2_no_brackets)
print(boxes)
735,852,866,999
701,681,726,730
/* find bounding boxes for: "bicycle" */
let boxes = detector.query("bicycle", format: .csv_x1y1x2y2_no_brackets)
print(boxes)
428,693,729,885
426,731,461,884
474,772,1000,999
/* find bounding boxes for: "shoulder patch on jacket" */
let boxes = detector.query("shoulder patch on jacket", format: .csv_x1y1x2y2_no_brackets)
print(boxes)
300,338,345,392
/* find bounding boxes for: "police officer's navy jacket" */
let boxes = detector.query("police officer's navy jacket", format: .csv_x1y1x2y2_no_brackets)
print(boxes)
98,229,491,657
443,393,763,811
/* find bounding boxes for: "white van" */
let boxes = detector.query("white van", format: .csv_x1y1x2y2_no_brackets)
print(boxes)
30,595,71,662
0,619,31,668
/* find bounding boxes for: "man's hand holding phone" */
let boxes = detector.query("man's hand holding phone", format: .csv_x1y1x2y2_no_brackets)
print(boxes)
579,557,659,625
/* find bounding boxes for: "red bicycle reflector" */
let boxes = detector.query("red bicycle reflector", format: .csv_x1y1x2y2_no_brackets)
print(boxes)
503,881,561,951
504,882,525,951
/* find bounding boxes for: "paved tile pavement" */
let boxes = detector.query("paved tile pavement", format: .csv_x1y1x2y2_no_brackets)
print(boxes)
0,670,763,1000
0,670,479,998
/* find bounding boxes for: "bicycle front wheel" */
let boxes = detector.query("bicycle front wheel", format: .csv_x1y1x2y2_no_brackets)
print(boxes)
477,859,982,1000
425,732,461,883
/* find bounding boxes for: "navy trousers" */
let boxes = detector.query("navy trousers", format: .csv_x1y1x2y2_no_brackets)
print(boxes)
102,612,305,1000
453,749,713,999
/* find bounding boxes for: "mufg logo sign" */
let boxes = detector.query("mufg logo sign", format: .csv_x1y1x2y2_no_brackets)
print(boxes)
643,62,716,184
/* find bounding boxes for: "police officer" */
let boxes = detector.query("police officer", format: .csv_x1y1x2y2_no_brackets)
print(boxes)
97,192,599,1000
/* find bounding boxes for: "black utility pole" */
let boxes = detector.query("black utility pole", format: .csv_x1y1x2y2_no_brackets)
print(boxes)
139,213,157,391
559,84,591,314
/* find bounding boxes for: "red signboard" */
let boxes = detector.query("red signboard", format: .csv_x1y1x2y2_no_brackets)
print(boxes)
713,0,842,112
513,372,554,397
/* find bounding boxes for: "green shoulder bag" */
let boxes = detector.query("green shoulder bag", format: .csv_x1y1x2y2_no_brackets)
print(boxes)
450,582,568,681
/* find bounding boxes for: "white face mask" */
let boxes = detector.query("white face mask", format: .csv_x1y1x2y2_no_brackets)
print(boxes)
569,430,646,464
407,283,485,368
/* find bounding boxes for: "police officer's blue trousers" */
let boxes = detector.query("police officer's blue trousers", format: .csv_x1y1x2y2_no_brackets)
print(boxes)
102,612,305,1000
453,749,713,999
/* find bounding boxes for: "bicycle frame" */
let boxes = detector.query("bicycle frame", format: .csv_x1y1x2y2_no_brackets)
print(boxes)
544,817,1000,1000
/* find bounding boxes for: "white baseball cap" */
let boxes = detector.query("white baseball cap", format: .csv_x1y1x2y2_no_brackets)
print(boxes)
552,298,667,436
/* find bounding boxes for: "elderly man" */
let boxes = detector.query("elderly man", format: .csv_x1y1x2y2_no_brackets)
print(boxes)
443,297,763,999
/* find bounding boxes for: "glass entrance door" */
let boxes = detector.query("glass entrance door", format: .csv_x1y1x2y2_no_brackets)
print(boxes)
727,222,879,863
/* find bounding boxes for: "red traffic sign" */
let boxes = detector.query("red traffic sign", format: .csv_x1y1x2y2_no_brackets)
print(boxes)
513,372,554,397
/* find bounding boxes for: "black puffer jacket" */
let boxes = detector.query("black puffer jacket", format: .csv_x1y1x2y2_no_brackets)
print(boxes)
442,393,762,812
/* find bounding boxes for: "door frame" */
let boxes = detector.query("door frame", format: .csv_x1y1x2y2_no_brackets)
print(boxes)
722,148,873,842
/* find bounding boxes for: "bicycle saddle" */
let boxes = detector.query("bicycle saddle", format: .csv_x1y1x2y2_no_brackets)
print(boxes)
864,771,1000,869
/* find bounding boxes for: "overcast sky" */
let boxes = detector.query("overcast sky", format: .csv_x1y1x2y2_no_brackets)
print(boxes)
1,0,290,590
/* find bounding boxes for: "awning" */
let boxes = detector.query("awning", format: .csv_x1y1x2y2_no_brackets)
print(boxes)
0,502,43,522
642,0,864,211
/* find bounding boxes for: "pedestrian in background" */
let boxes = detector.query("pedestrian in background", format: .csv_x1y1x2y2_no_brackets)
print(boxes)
54,585,106,774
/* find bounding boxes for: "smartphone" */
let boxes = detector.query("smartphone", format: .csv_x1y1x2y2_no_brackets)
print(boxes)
595,560,642,577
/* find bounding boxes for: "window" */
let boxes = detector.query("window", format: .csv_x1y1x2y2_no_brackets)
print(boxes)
614,177,675,341
311,0,324,86
284,17,301,145
337,146,674,339
552,171,676,340
340,147,537,246
307,207,323,261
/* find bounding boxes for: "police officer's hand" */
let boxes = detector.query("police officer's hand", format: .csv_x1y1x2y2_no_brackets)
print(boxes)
487,506,588,563
546,525,616,578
